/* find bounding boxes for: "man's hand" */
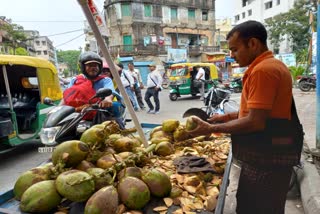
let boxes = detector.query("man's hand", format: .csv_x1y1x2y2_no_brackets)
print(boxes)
186,116,216,137
207,114,229,124
99,96,113,108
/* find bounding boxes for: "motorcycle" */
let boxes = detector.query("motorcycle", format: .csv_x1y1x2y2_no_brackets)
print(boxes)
39,88,127,148
183,83,239,120
229,77,243,93
298,74,316,92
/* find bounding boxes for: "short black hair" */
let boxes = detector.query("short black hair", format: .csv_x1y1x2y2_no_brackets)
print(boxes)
128,62,134,66
226,20,267,45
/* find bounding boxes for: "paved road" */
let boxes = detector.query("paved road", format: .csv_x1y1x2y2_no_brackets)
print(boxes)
0,87,308,214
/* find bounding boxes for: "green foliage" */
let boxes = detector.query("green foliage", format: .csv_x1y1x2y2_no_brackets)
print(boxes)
56,50,81,76
15,47,29,56
265,0,316,56
0,21,27,50
63,68,70,77
289,65,306,86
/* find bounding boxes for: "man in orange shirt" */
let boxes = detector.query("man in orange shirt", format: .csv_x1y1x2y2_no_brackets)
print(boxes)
187,21,303,214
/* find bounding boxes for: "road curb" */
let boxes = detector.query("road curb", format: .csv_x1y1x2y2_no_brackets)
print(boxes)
297,157,320,214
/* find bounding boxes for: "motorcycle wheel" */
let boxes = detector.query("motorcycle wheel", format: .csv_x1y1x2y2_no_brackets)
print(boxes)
169,93,178,101
233,87,242,93
299,80,311,92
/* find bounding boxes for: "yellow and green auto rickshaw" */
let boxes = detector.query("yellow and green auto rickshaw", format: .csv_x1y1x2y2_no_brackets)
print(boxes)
168,62,219,101
0,55,62,153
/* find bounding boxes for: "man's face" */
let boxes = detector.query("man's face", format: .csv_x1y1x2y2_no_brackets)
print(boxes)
85,62,100,77
128,64,134,70
228,32,255,67
148,66,155,71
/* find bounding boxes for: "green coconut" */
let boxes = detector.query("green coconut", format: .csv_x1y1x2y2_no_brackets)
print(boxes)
117,176,150,210
141,169,172,198
112,136,140,153
117,167,142,181
13,164,53,200
185,116,199,131
20,180,61,213
162,119,180,132
55,170,95,202
76,160,95,171
96,154,122,169
52,140,89,167
84,185,119,214
173,125,191,141
155,141,174,156
80,127,105,146
86,168,113,190
149,126,163,137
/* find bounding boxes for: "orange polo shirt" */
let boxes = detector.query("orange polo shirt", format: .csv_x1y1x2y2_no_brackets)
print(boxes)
239,51,292,119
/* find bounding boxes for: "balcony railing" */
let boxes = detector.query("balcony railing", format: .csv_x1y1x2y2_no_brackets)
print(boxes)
108,44,221,57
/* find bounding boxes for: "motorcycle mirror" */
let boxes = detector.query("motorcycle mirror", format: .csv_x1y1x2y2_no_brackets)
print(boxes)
95,88,112,99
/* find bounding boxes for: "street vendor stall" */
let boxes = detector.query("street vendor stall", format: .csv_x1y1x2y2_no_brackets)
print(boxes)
0,122,232,214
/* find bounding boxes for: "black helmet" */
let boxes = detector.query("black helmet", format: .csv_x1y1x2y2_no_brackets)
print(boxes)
78,51,103,79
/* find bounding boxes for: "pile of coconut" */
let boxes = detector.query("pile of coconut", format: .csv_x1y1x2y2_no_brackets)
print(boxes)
13,118,230,214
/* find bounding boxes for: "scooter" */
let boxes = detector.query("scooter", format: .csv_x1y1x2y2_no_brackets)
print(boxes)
298,74,316,92
39,88,127,148
229,77,242,93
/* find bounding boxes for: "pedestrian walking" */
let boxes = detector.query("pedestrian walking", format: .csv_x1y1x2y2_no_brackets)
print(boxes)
145,63,163,114
118,63,140,111
194,65,205,100
186,20,304,214
128,62,145,109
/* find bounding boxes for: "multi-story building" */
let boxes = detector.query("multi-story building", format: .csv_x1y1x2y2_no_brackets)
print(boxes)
34,36,56,64
23,30,39,56
234,0,296,53
103,0,220,60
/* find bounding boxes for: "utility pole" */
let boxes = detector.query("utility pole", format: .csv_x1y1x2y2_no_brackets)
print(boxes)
316,0,320,149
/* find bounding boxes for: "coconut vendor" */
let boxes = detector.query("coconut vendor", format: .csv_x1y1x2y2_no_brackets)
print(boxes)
186,20,304,214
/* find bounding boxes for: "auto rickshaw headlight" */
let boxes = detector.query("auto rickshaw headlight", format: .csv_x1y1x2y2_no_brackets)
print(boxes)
39,126,61,146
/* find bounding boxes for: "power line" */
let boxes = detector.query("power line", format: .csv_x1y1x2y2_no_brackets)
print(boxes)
46,29,84,37
55,33,85,48
13,20,84,23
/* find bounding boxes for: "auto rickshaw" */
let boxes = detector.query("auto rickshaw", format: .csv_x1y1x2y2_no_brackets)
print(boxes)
0,55,62,153
168,62,218,101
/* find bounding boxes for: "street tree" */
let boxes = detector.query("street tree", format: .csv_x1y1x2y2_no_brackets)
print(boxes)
0,20,27,54
56,50,81,76
265,0,317,63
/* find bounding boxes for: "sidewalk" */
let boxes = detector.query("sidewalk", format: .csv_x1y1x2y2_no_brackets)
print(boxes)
294,89,320,214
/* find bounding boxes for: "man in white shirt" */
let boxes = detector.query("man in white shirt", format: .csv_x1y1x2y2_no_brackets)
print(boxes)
118,63,140,111
145,63,162,114
195,66,206,100
128,62,145,109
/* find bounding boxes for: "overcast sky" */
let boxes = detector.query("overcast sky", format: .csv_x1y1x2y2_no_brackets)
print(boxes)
0,0,233,50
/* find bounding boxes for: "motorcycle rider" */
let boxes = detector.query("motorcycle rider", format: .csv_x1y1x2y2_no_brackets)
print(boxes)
62,52,124,125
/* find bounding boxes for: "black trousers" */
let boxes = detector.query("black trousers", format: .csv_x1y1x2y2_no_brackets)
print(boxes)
236,162,292,214
144,87,160,111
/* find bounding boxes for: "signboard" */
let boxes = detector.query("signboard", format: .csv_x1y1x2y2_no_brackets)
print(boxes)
206,54,225,62
274,53,296,67
167,48,187,63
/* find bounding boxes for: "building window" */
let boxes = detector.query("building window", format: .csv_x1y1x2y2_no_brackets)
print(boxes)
202,11,208,21
188,9,195,20
235,15,240,21
43,50,47,55
242,12,245,18
248,9,252,16
277,0,280,5
144,4,152,17
171,7,177,20
242,0,248,7
36,41,40,46
42,41,46,46
265,1,273,10
36,51,41,55
121,3,131,16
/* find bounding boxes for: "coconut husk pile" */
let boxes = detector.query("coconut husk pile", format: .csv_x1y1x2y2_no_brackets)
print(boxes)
13,117,230,214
